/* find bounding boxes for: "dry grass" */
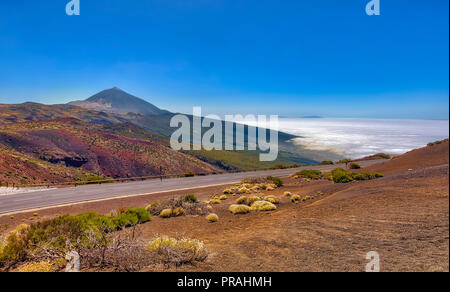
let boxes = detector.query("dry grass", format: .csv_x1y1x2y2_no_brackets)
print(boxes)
291,194,301,203
206,213,219,223
146,236,208,266
246,195,261,206
229,204,251,215
236,196,247,204
159,209,173,218
263,195,280,204
17,261,54,272
250,201,277,211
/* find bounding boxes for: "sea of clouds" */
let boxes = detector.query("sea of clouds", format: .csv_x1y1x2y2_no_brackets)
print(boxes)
276,118,449,158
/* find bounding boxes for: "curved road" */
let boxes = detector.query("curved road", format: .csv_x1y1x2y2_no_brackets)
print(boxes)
0,160,383,214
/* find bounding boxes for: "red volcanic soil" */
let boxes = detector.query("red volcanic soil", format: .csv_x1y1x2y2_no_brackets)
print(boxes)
1,142,448,272
0,119,221,185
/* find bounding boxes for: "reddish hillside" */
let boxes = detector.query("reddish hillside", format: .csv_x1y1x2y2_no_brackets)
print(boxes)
0,118,221,185
363,140,449,174
0,144,101,186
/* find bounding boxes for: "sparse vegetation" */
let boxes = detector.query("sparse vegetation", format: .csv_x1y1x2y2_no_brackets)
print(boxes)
267,176,283,187
146,236,208,265
372,153,391,159
17,261,55,272
296,169,323,180
184,194,198,203
229,204,251,214
159,209,173,218
263,195,280,204
0,208,154,271
172,207,185,217
209,199,221,204
206,213,219,223
236,196,247,204
223,189,233,194
246,195,262,206
270,163,300,170
291,194,301,203
331,168,354,183
349,162,361,169
250,201,277,211
146,196,209,217
331,168,384,183
428,138,449,146
320,160,334,165
179,171,195,178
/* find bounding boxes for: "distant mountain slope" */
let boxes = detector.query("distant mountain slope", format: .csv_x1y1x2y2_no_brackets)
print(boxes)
1,88,343,170
0,118,221,184
0,102,126,125
66,88,340,162
69,87,169,116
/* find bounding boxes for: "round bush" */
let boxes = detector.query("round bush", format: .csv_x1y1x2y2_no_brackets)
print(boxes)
206,213,219,223
229,204,251,214
159,209,173,218
349,162,361,169
250,201,277,211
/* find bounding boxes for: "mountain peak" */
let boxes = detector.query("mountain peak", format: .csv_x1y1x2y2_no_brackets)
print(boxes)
68,88,169,116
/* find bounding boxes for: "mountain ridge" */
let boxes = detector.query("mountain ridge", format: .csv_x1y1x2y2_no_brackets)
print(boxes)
69,87,170,116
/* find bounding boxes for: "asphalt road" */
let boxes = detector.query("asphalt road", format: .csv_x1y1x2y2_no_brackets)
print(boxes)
0,160,383,214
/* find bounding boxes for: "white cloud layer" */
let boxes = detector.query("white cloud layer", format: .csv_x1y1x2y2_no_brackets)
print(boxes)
277,118,449,158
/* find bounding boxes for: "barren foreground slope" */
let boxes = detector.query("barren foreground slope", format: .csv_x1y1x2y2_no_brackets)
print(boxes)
1,142,448,272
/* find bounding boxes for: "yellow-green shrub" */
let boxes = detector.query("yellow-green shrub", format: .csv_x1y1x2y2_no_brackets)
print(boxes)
238,187,251,194
146,236,206,254
173,207,185,217
159,209,173,218
291,194,301,203
206,213,219,223
263,195,280,204
145,201,158,212
250,201,277,211
17,261,54,272
209,199,221,204
219,195,227,200
229,204,251,214
302,195,312,202
246,195,261,206
236,196,247,204
251,185,260,191
223,189,233,194
284,191,292,197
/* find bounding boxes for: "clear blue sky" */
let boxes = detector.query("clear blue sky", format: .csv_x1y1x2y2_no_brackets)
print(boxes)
0,0,448,119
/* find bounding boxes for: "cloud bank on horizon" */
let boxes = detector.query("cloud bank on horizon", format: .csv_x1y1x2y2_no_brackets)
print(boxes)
278,118,450,158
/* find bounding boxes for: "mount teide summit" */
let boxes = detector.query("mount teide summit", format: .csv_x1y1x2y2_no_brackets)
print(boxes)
69,87,170,116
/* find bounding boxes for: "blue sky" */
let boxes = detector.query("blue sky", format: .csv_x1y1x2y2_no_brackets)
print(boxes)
0,0,448,119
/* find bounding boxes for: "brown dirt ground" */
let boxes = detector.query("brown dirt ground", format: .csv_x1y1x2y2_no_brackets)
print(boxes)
1,142,448,272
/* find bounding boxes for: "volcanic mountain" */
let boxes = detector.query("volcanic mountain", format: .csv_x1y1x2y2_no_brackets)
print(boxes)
68,87,170,116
